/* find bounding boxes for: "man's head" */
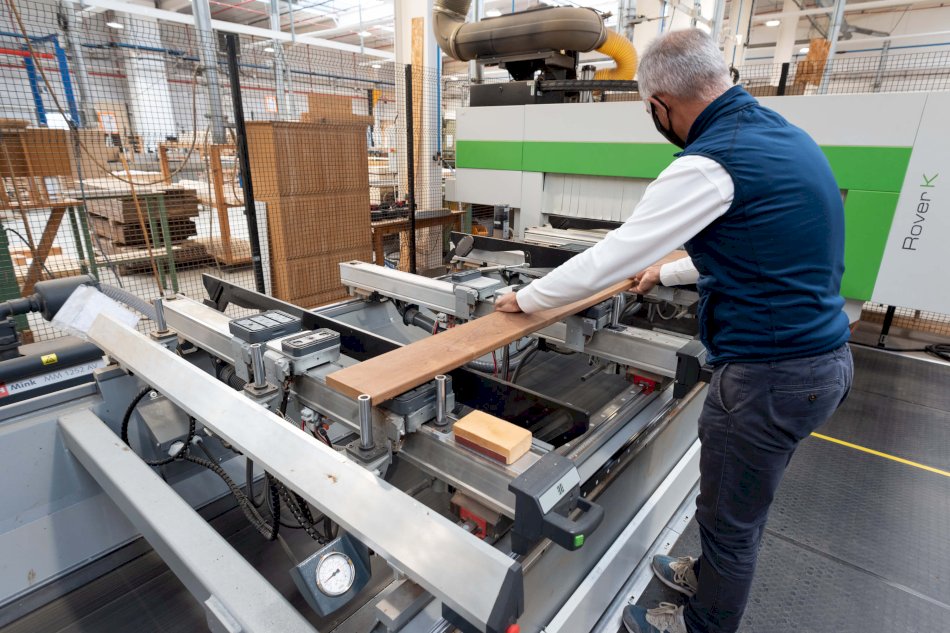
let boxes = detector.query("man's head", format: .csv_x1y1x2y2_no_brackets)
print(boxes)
638,29,733,148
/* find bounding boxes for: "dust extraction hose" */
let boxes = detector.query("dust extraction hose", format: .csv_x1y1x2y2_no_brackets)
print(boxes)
433,0,607,62
100,284,159,322
594,29,638,81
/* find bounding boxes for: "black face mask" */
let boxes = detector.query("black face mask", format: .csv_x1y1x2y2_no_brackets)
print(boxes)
650,97,687,149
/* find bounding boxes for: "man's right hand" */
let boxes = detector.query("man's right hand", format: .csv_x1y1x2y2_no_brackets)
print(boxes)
633,265,663,294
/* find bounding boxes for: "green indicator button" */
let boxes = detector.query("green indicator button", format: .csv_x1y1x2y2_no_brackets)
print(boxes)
573,534,585,548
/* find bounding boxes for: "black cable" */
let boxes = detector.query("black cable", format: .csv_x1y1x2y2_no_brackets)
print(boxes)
277,485,326,543
185,454,279,541
246,458,267,508
510,345,540,384
4,228,57,280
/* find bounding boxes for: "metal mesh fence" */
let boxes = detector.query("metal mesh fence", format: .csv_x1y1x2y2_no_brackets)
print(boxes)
0,0,458,345
737,50,950,96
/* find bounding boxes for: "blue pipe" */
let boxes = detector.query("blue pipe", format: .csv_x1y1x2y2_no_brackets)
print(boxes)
54,40,81,126
22,54,46,126
0,29,56,42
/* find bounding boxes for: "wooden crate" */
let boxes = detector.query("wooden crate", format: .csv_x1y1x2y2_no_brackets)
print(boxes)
265,192,373,261
270,245,371,306
246,121,370,197
246,120,373,303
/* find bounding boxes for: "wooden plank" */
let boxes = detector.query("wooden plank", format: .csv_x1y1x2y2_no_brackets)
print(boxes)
209,144,234,264
412,17,423,178
21,205,68,295
326,278,635,402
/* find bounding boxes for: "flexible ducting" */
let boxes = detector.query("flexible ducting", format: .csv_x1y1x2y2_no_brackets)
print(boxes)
100,284,159,322
594,28,638,81
433,0,607,62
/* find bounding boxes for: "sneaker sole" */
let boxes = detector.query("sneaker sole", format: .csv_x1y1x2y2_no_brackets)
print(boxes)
651,559,697,598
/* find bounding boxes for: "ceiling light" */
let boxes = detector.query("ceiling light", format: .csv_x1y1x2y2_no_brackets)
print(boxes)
799,47,810,54
372,63,382,69
358,31,372,37
765,19,780,27
106,21,124,29
263,46,275,53
485,9,502,17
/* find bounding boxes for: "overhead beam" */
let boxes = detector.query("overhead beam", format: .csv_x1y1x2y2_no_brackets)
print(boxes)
68,0,394,58
752,0,937,22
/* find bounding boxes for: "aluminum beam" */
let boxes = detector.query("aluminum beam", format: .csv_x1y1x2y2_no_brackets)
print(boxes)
162,296,236,363
84,315,521,633
339,261,464,316
58,410,316,633
534,323,686,378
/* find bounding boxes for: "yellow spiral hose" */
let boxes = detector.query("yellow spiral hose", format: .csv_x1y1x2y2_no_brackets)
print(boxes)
594,29,638,81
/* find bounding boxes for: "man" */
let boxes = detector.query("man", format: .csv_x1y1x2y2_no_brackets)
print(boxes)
494,29,854,633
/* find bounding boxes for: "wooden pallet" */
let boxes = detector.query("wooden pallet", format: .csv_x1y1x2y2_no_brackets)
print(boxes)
89,214,198,247
97,240,211,275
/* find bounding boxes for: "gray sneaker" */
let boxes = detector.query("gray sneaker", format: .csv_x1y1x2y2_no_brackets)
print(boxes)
651,555,698,597
622,602,688,633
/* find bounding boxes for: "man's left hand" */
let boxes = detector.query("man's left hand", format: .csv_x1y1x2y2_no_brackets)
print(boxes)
633,265,662,294
494,292,523,313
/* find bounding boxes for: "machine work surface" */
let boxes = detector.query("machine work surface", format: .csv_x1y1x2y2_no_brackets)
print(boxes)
633,345,950,633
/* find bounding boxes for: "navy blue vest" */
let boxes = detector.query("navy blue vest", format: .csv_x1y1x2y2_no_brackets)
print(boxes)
679,86,850,364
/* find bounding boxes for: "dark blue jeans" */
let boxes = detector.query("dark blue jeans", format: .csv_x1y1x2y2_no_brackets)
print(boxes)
683,344,854,633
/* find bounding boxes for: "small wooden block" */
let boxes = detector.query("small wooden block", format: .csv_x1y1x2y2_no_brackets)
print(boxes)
453,411,532,465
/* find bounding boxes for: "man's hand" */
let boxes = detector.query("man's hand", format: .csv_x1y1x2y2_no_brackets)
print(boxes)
494,291,523,313
632,265,663,294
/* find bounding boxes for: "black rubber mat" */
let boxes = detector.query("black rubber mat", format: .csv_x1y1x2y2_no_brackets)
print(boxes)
850,345,950,413
821,388,950,471
635,348,950,633
637,517,950,633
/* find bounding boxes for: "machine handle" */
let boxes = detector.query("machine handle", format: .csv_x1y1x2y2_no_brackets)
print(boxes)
541,497,605,550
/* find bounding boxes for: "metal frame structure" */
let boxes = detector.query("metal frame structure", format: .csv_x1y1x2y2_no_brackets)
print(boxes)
82,313,524,633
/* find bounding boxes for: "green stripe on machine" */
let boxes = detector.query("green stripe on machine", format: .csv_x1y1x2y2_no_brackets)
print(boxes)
841,191,901,300
455,140,524,171
457,140,912,192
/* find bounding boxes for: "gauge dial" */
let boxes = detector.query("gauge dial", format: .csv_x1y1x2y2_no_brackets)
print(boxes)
315,552,355,597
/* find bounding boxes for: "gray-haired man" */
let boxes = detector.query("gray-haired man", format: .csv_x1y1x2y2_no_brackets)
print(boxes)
495,29,853,633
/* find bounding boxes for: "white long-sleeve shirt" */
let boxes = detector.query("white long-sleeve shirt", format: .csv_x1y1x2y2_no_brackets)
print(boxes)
515,155,735,313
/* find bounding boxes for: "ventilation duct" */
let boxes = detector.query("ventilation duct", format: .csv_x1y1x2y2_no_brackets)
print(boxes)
433,0,638,81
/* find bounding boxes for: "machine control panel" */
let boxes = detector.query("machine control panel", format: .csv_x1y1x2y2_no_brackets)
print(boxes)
281,329,340,357
228,311,302,343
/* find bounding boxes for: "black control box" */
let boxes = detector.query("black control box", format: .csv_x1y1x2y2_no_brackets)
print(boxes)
228,311,302,343
280,329,340,358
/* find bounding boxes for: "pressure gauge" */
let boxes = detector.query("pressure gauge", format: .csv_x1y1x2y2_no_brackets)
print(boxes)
291,534,371,616
315,552,356,597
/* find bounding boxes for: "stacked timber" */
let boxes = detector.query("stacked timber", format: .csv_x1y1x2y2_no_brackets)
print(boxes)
86,188,208,273
246,120,373,307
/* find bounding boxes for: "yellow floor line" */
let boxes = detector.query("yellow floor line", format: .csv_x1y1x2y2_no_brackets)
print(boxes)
810,432,950,478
